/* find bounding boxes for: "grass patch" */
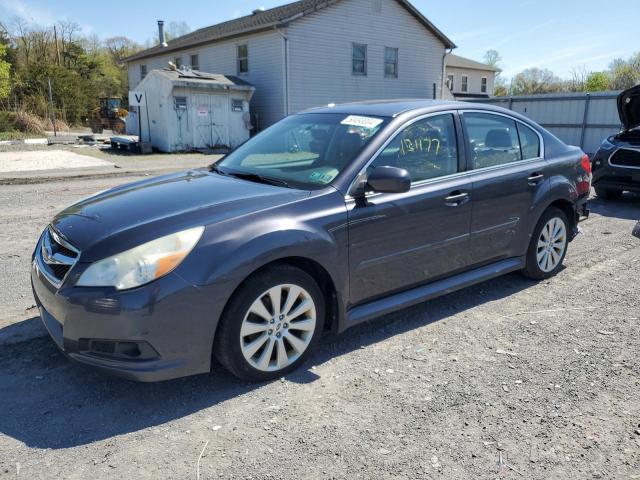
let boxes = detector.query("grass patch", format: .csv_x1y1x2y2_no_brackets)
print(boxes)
0,131,44,141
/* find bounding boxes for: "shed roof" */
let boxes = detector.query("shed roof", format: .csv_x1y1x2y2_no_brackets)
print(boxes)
445,54,500,73
147,68,255,91
126,0,455,62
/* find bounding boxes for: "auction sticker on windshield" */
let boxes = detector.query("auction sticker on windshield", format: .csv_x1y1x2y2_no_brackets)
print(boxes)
341,115,384,129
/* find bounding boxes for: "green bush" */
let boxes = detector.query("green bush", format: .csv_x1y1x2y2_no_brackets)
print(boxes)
0,111,17,132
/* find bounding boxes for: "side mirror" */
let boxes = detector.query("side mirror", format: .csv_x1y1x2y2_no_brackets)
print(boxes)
366,166,411,194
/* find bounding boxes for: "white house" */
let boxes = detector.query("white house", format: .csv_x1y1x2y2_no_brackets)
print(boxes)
126,0,456,129
445,54,500,99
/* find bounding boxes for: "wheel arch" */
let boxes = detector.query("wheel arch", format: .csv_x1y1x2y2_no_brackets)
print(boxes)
211,255,344,367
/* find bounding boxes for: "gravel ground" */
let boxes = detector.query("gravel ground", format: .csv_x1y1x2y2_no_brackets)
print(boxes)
0,175,639,479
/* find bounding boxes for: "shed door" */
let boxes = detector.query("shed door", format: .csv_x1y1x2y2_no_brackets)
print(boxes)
192,94,229,149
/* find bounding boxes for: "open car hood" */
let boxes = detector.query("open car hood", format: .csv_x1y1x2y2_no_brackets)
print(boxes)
618,85,640,131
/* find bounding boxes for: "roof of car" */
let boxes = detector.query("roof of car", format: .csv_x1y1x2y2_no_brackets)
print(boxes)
301,99,480,117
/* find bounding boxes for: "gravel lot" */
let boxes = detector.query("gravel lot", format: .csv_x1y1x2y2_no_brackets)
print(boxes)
1,174,639,479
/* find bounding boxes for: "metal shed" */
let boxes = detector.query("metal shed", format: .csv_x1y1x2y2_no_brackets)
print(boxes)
129,68,255,152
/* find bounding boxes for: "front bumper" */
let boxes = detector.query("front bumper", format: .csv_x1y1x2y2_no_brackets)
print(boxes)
592,147,640,192
31,258,219,382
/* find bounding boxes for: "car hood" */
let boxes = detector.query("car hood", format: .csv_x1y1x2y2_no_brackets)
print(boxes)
618,85,640,131
51,170,309,261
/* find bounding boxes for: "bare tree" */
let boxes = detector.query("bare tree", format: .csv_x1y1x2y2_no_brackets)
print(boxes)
567,65,588,92
104,36,141,64
12,17,33,64
57,20,80,65
511,68,563,95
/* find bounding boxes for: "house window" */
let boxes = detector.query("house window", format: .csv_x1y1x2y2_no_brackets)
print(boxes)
237,45,249,74
190,54,199,70
140,64,147,80
461,75,468,92
175,57,182,68
352,44,367,76
481,77,488,93
384,47,398,78
446,74,454,91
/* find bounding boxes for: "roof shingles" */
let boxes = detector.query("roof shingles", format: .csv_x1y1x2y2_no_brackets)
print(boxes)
127,0,454,62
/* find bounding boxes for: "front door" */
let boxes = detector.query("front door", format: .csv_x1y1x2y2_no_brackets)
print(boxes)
348,113,473,306
461,111,548,265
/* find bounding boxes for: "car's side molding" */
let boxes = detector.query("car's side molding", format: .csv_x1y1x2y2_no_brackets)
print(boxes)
342,257,525,332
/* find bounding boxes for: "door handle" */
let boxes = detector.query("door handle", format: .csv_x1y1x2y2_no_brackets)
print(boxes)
445,191,470,207
528,173,545,185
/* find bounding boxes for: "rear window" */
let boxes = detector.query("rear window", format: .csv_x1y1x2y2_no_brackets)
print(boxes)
517,122,541,159
463,112,521,169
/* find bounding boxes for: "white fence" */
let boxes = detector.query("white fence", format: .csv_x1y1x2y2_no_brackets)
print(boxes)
472,91,623,155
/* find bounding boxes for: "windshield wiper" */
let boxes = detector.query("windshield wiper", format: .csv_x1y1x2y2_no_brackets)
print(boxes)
209,164,227,175
226,171,290,188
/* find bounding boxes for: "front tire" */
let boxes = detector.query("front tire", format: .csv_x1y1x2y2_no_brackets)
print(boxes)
595,187,623,200
214,264,325,381
522,207,569,280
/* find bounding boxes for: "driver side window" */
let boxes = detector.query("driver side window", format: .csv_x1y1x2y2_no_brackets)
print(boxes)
369,114,459,183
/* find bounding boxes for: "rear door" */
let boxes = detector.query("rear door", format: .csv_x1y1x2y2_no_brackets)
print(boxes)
347,112,473,306
460,111,548,265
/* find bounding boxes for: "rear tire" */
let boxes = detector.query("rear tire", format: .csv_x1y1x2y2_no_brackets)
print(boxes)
595,187,623,200
214,264,324,382
522,207,569,280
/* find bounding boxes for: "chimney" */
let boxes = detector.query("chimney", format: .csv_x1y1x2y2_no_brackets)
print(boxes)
157,20,167,47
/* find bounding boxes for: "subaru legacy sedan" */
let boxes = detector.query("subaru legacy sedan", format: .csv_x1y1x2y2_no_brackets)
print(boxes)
32,100,591,382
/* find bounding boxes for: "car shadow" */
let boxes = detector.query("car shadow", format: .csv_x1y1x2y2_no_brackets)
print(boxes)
589,193,640,221
0,272,535,450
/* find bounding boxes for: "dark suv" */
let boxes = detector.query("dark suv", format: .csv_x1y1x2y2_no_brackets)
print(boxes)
592,85,640,199
32,100,591,382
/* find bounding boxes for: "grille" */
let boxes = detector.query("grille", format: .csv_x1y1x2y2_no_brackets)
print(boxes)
38,226,80,286
610,149,640,168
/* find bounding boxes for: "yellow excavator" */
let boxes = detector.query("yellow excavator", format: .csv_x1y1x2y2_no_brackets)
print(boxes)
90,97,127,134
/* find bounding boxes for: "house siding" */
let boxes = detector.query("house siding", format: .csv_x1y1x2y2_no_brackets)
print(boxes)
285,0,446,115
128,31,285,127
446,66,495,96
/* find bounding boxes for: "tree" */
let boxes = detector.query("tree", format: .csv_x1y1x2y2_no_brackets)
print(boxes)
493,84,508,97
104,36,141,64
585,71,610,92
484,50,502,69
567,65,588,92
483,49,507,96
511,68,562,95
609,53,640,90
147,20,191,47
166,21,191,40
0,43,10,100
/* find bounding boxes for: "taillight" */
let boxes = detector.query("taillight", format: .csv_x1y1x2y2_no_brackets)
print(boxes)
581,154,591,175
576,153,592,196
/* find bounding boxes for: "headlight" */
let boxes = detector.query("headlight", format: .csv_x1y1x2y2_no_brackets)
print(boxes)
77,227,204,290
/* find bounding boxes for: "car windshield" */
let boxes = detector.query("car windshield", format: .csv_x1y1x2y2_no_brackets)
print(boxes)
216,113,389,189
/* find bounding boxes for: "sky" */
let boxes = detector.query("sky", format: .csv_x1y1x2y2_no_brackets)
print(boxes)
0,0,638,80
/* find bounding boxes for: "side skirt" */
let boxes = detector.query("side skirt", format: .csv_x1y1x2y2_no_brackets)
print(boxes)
343,257,525,331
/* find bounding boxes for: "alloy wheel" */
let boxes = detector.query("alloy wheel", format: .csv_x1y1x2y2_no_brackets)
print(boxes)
239,284,317,372
536,217,567,273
